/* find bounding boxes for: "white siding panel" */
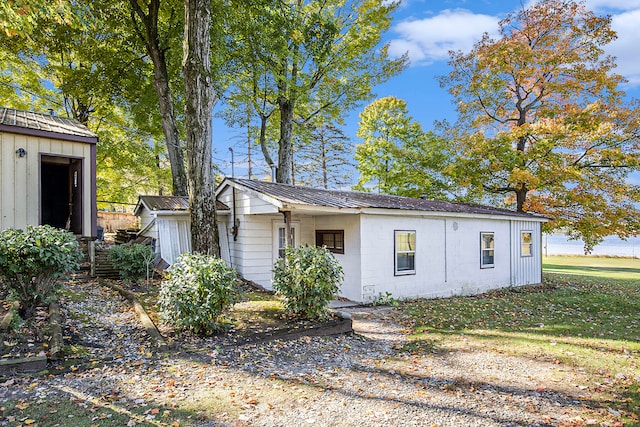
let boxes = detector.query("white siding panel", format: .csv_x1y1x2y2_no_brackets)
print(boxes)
25,137,40,226
360,214,448,302
510,220,542,286
313,214,362,302
138,208,156,237
1,133,15,230
445,217,512,294
359,215,512,302
232,214,279,289
1,132,94,235
13,135,28,230
219,222,231,265
157,215,191,264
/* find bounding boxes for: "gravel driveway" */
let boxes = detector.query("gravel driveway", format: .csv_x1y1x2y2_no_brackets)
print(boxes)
1,278,601,427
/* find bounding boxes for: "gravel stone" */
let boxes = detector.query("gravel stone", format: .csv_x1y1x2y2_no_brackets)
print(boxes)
0,278,605,427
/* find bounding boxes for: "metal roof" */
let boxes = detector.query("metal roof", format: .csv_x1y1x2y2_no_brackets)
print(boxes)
137,195,229,213
227,178,547,219
0,107,97,143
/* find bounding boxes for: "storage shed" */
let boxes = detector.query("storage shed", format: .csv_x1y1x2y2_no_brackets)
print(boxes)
216,178,549,303
0,107,97,238
134,195,229,265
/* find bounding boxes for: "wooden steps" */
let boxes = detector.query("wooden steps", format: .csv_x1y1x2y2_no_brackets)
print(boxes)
93,248,120,279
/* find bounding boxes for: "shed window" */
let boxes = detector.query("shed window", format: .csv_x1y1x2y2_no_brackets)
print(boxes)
395,230,416,275
480,232,495,268
316,230,344,254
521,231,533,257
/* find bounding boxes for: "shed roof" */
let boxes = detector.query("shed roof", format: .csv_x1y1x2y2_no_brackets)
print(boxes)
0,107,97,143
135,195,229,215
224,178,547,220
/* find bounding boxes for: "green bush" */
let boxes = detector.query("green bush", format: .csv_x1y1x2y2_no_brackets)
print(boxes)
273,244,343,320
0,225,81,318
158,253,241,335
108,243,155,281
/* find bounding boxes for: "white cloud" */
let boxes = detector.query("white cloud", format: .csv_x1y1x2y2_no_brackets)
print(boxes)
389,3,640,88
388,9,499,65
605,9,640,87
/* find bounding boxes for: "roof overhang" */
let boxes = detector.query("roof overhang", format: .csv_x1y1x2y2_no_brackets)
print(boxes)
0,124,98,144
217,177,285,209
280,203,549,222
215,178,550,222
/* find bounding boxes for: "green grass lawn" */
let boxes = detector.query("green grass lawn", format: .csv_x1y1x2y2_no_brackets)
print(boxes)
401,255,640,425
543,255,640,281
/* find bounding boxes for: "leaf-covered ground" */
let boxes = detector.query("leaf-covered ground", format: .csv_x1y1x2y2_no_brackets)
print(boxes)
401,256,640,425
1,256,638,426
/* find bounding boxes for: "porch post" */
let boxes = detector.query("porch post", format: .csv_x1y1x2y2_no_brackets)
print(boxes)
282,210,293,247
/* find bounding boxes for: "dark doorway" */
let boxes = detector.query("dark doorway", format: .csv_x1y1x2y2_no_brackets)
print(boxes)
40,156,83,234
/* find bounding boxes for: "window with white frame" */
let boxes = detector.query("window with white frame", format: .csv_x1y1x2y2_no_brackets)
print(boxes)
276,225,296,259
480,232,495,268
521,231,533,257
395,230,416,275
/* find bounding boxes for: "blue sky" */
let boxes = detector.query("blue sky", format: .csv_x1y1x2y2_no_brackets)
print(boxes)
213,0,640,179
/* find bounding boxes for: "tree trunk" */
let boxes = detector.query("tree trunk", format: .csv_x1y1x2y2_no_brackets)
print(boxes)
258,114,275,169
129,0,188,196
151,47,189,196
321,135,328,189
516,186,527,212
516,134,528,212
183,0,219,256
277,99,294,184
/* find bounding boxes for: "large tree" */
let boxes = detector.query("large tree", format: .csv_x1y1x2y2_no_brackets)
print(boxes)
355,96,451,198
0,0,171,204
227,0,406,183
128,0,189,196
183,0,219,255
439,0,640,250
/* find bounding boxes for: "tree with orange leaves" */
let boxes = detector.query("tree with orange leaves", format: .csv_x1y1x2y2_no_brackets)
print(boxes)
439,0,640,251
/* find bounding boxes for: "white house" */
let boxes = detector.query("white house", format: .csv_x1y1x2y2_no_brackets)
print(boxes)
216,178,549,303
0,107,97,239
134,195,229,265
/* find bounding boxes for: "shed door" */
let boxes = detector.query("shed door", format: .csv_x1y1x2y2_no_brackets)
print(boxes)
40,156,83,235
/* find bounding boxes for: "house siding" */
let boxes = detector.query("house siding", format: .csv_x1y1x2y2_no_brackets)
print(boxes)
359,214,514,302
218,186,322,289
313,214,362,302
156,214,191,265
138,208,157,239
510,220,542,286
0,131,94,236
215,180,547,303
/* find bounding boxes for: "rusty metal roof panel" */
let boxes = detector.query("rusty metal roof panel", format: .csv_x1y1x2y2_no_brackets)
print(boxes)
0,107,97,140
138,195,229,212
229,178,545,219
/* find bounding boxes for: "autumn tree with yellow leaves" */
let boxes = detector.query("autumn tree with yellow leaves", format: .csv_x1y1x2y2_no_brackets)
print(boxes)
439,0,640,251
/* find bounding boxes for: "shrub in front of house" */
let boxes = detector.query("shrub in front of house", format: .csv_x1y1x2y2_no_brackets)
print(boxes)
108,242,155,281
158,253,241,335
0,225,81,318
273,244,343,320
